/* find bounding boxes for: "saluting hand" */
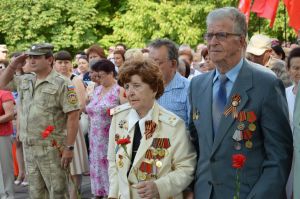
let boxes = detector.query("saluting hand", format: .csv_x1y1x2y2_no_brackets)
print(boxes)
9,54,28,70
133,181,160,199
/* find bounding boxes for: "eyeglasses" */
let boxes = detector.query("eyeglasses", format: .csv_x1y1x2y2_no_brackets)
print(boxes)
153,58,170,66
204,32,241,41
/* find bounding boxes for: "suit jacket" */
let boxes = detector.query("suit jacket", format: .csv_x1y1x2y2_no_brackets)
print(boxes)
293,85,300,199
108,101,196,199
189,59,293,199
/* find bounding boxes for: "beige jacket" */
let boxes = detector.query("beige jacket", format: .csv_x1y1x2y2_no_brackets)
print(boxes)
108,102,196,199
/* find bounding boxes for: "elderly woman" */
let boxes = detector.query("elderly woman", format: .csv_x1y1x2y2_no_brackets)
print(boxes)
86,59,126,198
107,58,196,199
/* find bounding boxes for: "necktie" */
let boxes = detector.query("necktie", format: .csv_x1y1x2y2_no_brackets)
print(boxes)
131,121,142,162
127,121,142,177
212,74,228,138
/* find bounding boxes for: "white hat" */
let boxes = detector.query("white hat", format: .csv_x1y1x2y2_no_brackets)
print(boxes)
246,34,272,56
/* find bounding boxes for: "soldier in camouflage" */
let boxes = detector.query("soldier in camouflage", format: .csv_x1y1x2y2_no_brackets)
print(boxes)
0,43,80,199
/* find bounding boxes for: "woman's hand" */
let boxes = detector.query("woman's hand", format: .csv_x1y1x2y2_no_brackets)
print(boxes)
133,181,159,199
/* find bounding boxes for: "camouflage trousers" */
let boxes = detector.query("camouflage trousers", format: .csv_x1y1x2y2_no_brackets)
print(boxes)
24,144,69,199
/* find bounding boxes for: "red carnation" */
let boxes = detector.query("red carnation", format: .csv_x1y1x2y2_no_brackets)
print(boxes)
42,130,51,139
46,126,54,131
41,125,55,139
117,138,131,145
232,154,246,169
107,109,111,116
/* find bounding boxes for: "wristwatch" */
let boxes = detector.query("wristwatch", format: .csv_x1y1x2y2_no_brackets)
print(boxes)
66,145,74,151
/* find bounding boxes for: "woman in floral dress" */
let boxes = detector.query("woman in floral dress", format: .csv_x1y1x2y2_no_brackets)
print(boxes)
86,59,126,198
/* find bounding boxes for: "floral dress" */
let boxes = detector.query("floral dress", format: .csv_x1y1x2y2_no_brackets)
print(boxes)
86,83,120,196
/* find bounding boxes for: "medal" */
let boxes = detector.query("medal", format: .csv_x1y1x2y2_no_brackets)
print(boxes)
164,149,169,156
156,160,162,168
232,130,243,142
118,120,128,130
145,120,156,140
248,123,256,131
118,159,124,168
243,130,253,140
237,123,245,131
224,94,241,118
153,149,158,156
159,149,165,157
238,111,247,122
245,140,253,149
193,108,200,120
247,111,257,123
234,142,242,150
138,172,147,181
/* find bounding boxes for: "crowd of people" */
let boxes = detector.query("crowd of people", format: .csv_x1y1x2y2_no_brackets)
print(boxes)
0,6,300,199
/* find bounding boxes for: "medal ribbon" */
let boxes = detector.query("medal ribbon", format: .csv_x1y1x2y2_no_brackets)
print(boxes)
224,94,241,118
139,162,152,174
145,120,156,140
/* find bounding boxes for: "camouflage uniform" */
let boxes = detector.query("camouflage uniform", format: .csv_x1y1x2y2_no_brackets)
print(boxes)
8,44,79,199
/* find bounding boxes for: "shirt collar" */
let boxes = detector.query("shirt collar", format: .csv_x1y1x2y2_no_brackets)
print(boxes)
127,105,154,134
213,59,243,84
165,72,185,91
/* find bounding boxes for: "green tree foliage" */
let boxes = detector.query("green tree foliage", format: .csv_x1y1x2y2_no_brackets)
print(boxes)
0,0,102,53
0,0,297,53
100,0,208,48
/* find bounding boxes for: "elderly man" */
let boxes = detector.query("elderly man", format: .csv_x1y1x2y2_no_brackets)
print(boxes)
0,43,80,199
148,39,190,126
189,7,293,199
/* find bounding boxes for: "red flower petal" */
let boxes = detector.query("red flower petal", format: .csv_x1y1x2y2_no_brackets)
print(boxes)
117,138,131,145
232,154,246,169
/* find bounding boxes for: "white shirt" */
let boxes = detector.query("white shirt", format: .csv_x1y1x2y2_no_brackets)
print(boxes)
286,85,296,128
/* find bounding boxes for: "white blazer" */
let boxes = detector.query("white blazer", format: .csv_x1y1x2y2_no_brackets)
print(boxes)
107,102,196,199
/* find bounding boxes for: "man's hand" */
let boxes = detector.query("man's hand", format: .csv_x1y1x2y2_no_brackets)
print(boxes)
9,54,27,70
60,149,73,169
133,181,160,199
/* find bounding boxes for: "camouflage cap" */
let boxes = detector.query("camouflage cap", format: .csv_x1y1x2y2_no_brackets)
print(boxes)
25,43,54,55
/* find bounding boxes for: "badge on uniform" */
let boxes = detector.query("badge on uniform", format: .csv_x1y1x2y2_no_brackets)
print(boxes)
232,110,257,151
118,120,128,130
145,120,156,140
67,85,78,104
224,94,241,118
118,154,124,168
192,107,200,120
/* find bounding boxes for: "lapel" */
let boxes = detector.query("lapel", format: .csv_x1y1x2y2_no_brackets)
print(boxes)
131,102,160,169
211,61,253,155
196,71,215,149
121,126,134,176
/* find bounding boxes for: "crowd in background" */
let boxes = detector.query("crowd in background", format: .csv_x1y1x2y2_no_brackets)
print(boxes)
0,23,300,199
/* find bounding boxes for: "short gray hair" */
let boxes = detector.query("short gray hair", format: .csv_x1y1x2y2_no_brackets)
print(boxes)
148,39,178,64
206,7,247,37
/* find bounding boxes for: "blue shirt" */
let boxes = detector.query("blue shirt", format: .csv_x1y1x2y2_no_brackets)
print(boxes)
213,59,243,101
157,72,190,126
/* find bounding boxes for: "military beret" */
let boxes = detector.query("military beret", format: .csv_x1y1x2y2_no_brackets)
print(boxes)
25,43,54,56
